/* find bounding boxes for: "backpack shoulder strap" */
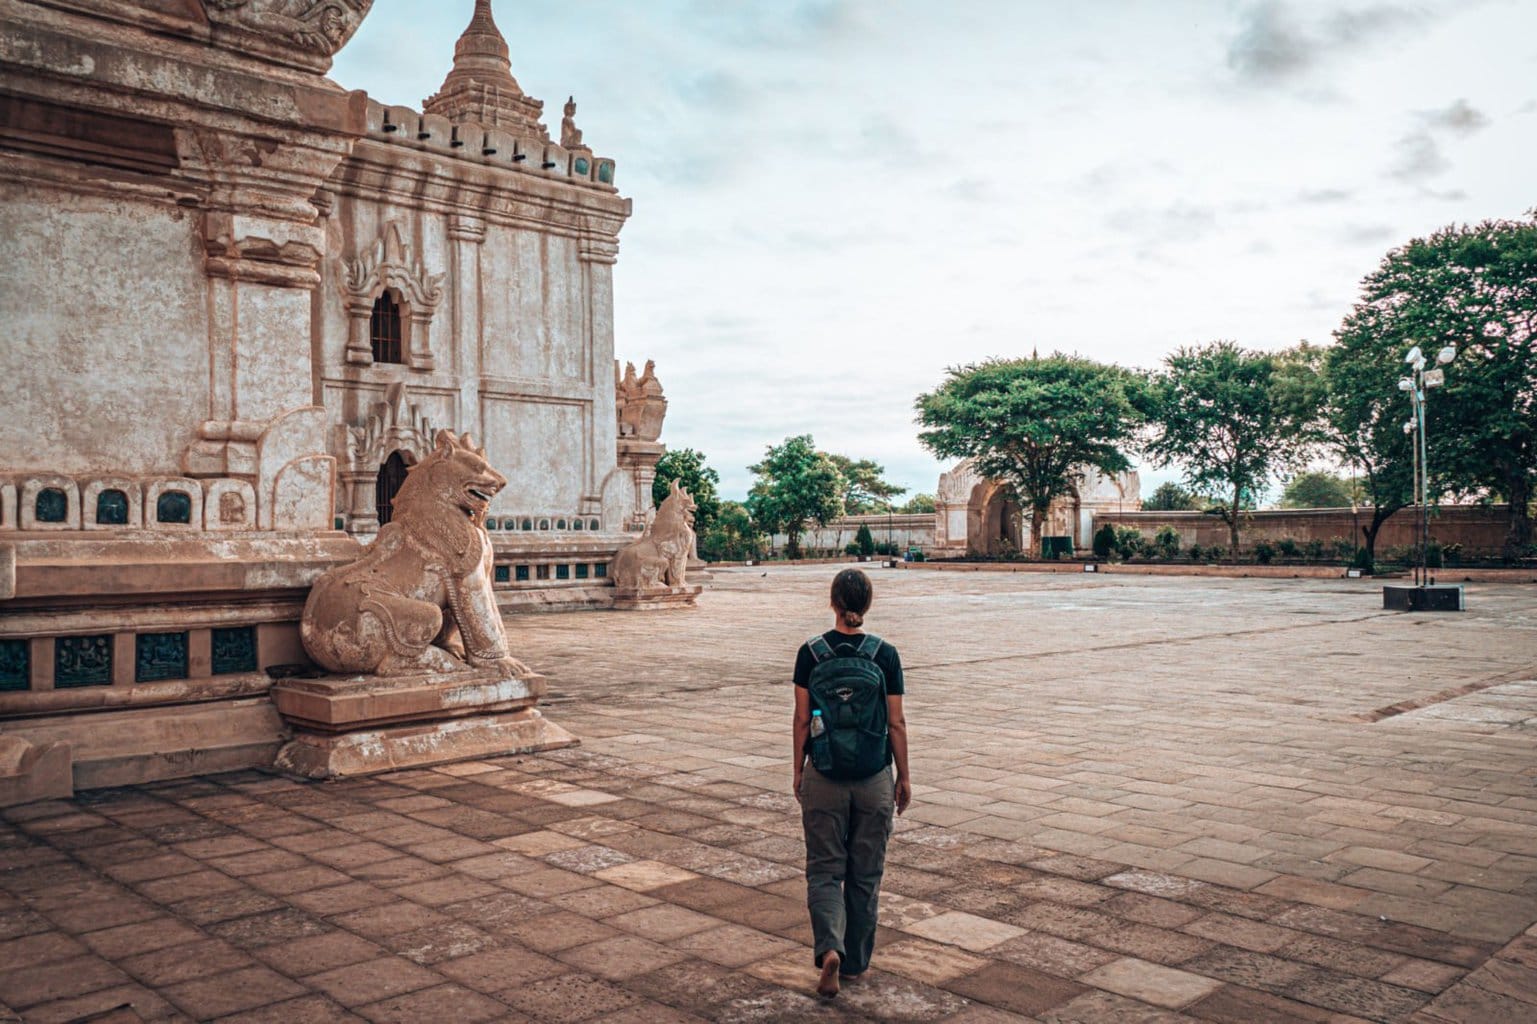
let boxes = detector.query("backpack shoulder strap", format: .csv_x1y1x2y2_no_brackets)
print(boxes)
855,633,883,660
807,636,836,664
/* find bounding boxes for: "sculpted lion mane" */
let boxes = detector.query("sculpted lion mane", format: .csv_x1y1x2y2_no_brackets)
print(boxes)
302,430,530,678
611,480,696,590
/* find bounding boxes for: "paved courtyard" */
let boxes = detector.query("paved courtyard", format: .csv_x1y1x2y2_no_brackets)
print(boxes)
3,566,1536,1023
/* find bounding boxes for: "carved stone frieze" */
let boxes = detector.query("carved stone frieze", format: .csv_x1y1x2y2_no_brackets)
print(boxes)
202,0,374,69
341,382,441,475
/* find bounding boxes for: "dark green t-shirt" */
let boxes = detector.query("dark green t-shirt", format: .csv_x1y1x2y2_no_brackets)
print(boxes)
793,631,904,695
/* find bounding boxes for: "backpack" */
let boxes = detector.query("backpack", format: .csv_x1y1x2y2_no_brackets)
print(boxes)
805,632,889,781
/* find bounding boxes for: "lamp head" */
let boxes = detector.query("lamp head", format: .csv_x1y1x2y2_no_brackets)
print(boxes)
1403,420,1415,434
1397,378,1414,392
1404,345,1423,365
1437,345,1456,365
1424,368,1445,389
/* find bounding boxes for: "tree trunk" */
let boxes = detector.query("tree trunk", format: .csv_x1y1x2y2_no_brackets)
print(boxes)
786,529,801,560
1030,506,1046,559
1356,502,1404,570
1504,475,1533,562
1228,485,1242,561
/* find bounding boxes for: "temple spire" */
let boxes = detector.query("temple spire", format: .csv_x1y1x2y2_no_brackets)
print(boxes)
423,0,548,137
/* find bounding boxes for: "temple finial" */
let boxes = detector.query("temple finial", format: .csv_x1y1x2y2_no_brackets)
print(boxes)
423,0,548,136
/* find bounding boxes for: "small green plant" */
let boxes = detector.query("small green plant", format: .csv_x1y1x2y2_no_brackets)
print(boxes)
1351,547,1374,573
854,524,876,557
1092,523,1117,559
1188,543,1204,562
844,542,861,556
1304,539,1326,561
1425,539,1443,569
1207,545,1226,562
1154,525,1181,560
1331,537,1356,560
1276,538,1301,559
1253,540,1275,564
1443,542,1463,566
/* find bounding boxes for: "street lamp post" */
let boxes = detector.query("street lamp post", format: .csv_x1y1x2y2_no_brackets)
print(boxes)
1396,342,1456,589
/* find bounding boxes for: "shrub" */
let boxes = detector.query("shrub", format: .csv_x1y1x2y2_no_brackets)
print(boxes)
1331,537,1356,561
1276,538,1301,559
1425,539,1443,569
1188,543,1204,562
1114,526,1144,561
1351,547,1374,572
854,524,876,557
1304,539,1326,561
875,541,900,556
1207,545,1226,562
1092,523,1117,559
844,542,861,556
1154,525,1181,560
1443,542,1463,566
1253,541,1275,564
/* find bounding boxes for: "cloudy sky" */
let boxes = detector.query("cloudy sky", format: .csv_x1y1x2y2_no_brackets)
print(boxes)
332,0,1536,501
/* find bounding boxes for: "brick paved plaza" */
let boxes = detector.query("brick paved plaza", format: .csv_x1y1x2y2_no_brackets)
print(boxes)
3,567,1535,1023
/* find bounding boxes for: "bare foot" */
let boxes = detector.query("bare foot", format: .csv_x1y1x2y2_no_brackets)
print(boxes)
817,951,841,998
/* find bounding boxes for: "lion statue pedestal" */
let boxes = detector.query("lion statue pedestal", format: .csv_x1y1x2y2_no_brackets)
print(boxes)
609,480,702,611
273,430,575,779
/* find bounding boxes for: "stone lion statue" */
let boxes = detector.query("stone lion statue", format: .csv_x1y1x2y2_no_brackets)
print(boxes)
302,430,529,678
611,480,696,590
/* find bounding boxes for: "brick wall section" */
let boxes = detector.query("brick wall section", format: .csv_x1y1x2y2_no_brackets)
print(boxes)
1097,505,1513,555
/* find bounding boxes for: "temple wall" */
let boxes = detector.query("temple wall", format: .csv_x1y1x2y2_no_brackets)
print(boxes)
0,184,209,478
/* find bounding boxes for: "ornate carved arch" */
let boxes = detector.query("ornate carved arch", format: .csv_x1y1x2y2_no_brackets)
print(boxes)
340,221,445,370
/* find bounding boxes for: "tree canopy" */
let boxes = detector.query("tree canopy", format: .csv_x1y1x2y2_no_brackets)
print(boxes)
915,355,1144,549
652,447,721,534
1143,341,1313,554
897,492,936,514
1279,471,1360,509
1335,218,1537,557
1142,481,1203,512
827,454,906,514
746,434,843,558
697,500,762,562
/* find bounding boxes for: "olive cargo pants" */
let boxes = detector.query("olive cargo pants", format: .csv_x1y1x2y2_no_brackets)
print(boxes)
799,764,895,975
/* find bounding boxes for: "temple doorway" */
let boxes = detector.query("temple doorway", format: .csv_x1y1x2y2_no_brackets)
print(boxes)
967,482,1023,556
376,450,411,526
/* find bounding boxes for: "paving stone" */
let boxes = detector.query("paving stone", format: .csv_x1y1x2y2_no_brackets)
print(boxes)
161,964,307,1019
946,961,1089,1017
1081,956,1223,1008
436,945,568,991
557,933,688,980
498,971,640,1022
307,955,441,1007
210,993,367,1023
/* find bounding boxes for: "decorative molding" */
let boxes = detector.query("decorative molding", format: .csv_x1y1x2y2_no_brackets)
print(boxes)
340,221,445,369
337,382,451,534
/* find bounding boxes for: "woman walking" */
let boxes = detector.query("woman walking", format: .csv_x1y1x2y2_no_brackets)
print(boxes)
792,568,911,998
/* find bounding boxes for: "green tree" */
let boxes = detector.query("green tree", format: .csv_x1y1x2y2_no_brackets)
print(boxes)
1142,481,1202,511
827,455,906,514
1318,330,1417,567
1280,471,1358,509
897,492,936,514
1336,219,1537,558
1143,341,1313,556
652,448,721,534
915,355,1145,551
854,523,876,557
697,500,763,562
746,435,843,559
